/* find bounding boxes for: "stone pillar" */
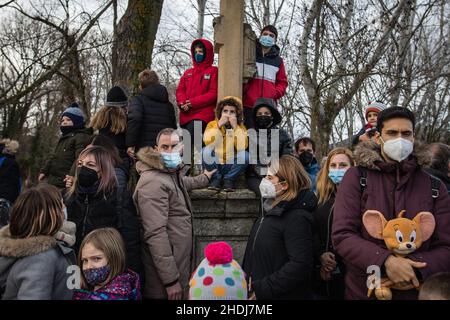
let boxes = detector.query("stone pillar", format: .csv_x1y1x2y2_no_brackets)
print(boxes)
190,189,259,265
214,0,244,100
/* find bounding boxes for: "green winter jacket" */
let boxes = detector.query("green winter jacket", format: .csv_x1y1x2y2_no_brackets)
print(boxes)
41,127,93,188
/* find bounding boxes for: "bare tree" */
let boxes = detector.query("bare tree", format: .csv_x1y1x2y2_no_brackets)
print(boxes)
0,0,113,112
197,0,207,38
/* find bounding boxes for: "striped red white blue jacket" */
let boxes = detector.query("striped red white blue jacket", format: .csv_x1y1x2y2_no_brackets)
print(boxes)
243,43,288,109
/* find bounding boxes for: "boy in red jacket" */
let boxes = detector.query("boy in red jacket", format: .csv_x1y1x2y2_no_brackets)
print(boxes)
176,39,218,156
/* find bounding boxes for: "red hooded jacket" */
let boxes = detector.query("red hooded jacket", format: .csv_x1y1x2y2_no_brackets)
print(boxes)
176,39,218,126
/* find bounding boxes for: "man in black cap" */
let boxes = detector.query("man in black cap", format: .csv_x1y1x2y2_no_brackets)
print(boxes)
243,25,288,129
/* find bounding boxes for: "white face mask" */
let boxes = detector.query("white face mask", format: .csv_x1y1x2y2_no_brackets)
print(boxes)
381,137,413,162
259,178,283,199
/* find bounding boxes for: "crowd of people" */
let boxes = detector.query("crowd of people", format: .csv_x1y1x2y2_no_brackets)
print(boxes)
0,24,449,301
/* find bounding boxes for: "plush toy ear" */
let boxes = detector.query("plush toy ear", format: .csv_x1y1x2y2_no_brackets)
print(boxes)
362,210,387,240
413,212,436,242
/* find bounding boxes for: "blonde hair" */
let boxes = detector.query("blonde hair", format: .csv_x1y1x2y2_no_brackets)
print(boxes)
67,146,117,198
0,139,19,155
9,184,63,238
316,147,355,205
90,106,127,134
78,228,126,289
269,155,311,207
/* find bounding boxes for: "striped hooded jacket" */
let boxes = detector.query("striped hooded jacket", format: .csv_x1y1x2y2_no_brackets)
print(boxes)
243,43,288,109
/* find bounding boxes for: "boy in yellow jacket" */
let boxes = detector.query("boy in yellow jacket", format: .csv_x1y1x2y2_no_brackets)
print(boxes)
202,96,249,192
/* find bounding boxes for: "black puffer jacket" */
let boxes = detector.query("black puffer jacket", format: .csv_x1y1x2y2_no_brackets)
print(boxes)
248,98,293,177
65,188,142,275
99,126,128,159
126,84,177,150
243,189,317,300
0,155,21,204
313,196,345,299
313,197,335,261
66,190,119,251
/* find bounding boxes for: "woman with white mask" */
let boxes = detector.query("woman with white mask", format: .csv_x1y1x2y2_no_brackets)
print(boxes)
242,155,317,300
313,148,355,300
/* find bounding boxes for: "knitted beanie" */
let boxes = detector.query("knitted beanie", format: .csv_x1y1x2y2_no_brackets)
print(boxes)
61,102,85,127
365,101,387,120
189,242,247,300
105,86,128,107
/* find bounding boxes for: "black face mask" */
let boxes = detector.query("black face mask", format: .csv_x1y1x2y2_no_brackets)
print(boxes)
60,126,75,135
256,115,273,128
77,166,99,188
298,151,314,167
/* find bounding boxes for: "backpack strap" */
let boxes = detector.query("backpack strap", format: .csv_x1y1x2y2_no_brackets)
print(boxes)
430,175,441,199
357,166,368,192
428,174,441,212
357,166,368,215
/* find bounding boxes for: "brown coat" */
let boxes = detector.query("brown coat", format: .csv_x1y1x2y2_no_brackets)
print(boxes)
133,147,209,299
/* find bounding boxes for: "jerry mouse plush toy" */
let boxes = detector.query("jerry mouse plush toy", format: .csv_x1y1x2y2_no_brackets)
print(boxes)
362,209,435,300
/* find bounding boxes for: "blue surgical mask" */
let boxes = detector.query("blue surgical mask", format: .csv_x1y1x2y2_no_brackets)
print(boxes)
259,35,275,47
328,169,347,185
195,53,204,63
161,152,182,169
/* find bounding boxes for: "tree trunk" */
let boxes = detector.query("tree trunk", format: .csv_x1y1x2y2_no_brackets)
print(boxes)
111,0,118,86
112,0,164,94
197,0,207,38
62,34,90,119
310,97,337,160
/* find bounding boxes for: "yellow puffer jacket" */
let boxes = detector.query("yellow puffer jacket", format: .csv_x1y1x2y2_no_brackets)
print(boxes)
203,120,248,164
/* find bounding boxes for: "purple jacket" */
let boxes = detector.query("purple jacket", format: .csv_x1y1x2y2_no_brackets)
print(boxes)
332,141,450,300
73,269,141,300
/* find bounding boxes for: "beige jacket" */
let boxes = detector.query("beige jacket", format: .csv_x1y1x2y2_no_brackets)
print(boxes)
133,147,209,299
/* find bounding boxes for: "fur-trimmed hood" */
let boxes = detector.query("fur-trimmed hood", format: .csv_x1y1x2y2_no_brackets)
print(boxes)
0,226,57,258
136,146,165,173
135,146,189,175
354,140,431,170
